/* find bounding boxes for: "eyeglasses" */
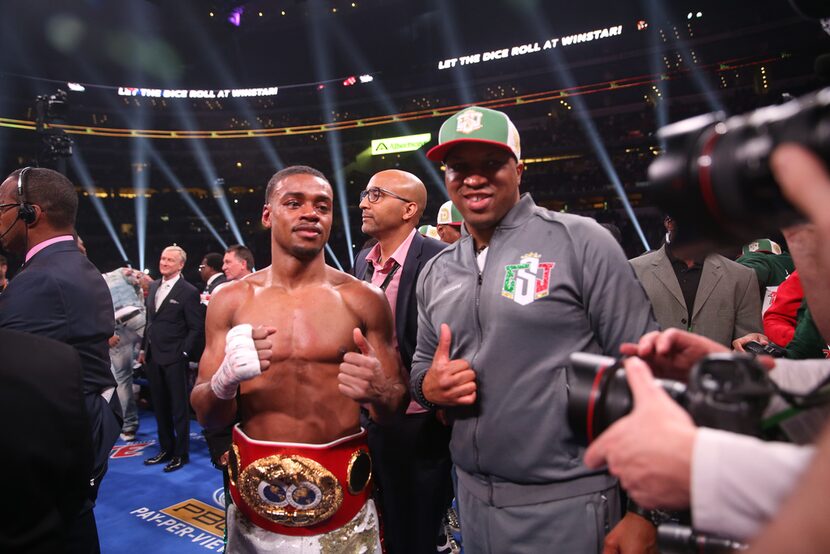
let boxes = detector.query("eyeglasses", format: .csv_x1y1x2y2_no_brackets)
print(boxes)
359,187,413,204
0,203,18,215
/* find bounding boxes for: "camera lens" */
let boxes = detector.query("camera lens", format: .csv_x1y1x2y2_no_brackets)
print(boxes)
645,87,830,246
568,353,689,445
567,353,633,445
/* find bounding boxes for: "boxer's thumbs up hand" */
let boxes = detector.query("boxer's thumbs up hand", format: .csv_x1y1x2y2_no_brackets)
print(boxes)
422,324,477,407
353,327,376,357
339,328,384,404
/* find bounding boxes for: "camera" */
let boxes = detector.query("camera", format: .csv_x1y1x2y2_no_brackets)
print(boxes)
645,87,830,246
742,340,788,357
567,352,776,445
35,89,69,121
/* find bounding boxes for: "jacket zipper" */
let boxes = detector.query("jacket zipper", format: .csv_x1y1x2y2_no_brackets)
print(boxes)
469,235,489,496
472,269,483,478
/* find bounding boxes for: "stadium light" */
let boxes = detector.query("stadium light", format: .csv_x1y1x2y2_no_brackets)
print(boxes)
647,1,724,113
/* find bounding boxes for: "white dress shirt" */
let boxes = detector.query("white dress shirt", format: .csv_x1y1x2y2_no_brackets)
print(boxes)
155,273,180,310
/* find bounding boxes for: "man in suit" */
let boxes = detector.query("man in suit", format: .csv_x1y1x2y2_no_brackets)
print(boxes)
629,215,762,346
199,252,227,301
140,245,204,472
352,169,452,554
1,328,92,554
223,244,254,280
0,167,119,553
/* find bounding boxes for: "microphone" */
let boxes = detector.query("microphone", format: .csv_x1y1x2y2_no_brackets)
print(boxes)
0,212,21,241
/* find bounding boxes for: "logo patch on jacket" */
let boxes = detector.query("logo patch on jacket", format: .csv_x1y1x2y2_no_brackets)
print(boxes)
502,252,555,306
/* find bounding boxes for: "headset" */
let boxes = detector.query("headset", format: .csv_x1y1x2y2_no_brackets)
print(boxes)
17,167,36,225
0,167,35,243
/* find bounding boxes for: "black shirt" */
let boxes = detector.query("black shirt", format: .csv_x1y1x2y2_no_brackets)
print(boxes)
665,244,704,326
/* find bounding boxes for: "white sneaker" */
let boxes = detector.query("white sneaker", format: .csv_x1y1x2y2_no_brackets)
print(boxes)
120,432,136,442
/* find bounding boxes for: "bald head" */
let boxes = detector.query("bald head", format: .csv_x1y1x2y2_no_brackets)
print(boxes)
369,170,427,222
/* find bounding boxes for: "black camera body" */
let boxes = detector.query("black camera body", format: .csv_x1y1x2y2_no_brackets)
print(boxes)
645,87,830,246
743,340,788,358
567,352,776,445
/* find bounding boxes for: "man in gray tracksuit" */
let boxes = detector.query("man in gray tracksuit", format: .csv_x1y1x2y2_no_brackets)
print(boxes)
411,106,659,553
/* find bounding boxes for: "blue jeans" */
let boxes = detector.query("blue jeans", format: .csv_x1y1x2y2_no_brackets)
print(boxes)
110,339,139,434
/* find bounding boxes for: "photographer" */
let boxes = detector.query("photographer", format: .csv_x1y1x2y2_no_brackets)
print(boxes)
584,144,830,544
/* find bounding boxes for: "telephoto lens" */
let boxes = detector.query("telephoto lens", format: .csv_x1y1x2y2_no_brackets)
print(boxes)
567,353,775,445
566,353,686,445
645,87,830,246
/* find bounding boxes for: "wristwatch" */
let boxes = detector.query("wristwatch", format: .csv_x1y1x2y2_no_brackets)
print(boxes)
627,498,674,527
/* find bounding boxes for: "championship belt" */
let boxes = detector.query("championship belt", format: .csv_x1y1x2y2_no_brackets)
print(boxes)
228,425,372,536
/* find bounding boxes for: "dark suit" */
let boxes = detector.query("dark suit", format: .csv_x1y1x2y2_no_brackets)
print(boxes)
353,232,453,554
143,275,203,458
0,328,92,554
0,239,119,553
205,273,227,294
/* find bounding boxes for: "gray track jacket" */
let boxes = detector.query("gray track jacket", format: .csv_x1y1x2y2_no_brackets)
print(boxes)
411,194,658,495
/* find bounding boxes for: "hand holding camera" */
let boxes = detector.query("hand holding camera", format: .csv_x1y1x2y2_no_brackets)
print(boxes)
582,357,697,509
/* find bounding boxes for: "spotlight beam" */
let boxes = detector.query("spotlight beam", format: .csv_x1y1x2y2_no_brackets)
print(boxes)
325,243,344,271
436,0,475,105
646,0,725,114
127,0,154,269
167,99,246,246
309,0,355,267
525,18,650,251
74,59,230,265
329,24,447,200
132,142,148,271
70,147,130,264
146,147,229,249
642,0,669,150
169,1,285,171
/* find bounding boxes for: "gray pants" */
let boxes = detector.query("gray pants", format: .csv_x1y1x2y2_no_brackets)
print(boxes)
110,338,139,434
457,477,620,554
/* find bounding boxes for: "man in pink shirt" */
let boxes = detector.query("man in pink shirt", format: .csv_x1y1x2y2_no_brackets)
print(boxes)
0,167,119,551
352,169,452,554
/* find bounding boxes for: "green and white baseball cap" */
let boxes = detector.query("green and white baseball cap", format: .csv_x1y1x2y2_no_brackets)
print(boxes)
426,106,521,162
418,224,441,240
742,239,783,255
436,200,463,226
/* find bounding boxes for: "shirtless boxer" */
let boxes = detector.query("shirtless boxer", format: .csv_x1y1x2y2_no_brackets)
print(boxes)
191,165,407,553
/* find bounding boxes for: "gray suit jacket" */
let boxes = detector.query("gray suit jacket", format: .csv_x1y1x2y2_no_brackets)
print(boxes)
630,246,762,346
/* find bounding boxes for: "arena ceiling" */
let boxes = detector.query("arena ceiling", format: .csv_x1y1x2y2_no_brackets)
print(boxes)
1,0,817,100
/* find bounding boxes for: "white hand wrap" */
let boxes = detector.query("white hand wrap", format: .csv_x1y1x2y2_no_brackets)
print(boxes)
210,324,262,400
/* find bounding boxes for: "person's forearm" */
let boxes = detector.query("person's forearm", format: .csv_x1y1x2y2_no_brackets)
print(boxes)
748,424,830,554
191,382,239,431
692,428,815,540
366,381,408,424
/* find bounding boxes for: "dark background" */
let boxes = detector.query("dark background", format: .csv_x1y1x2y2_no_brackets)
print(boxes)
0,0,825,279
